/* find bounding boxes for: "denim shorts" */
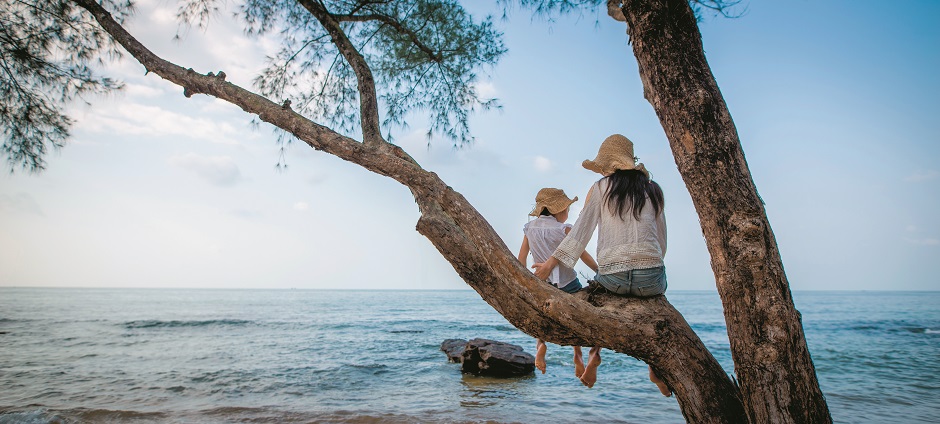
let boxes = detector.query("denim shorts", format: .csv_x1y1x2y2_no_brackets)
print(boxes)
556,278,583,294
593,266,666,297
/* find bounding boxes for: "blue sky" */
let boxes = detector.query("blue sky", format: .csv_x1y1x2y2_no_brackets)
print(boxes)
0,0,937,290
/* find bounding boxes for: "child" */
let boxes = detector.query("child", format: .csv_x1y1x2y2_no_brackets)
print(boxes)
517,188,599,378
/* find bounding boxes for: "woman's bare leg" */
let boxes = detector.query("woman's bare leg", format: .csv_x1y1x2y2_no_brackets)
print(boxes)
649,366,672,397
573,346,585,378
535,339,547,374
579,346,602,388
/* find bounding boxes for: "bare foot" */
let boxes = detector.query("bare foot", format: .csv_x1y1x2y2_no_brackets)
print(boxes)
649,367,672,397
656,381,672,397
573,347,585,378
579,348,601,388
535,340,547,374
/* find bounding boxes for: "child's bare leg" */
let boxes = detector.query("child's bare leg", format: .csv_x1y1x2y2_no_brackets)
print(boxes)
535,339,547,374
649,366,672,397
573,346,585,378
579,346,602,388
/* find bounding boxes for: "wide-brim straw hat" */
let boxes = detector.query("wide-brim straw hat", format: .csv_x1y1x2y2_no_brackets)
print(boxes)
582,134,650,178
528,188,578,216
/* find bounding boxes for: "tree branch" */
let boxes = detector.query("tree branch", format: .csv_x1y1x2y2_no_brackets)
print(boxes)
333,13,442,62
295,0,384,146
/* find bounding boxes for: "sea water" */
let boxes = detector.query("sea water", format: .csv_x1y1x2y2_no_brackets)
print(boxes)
0,289,937,423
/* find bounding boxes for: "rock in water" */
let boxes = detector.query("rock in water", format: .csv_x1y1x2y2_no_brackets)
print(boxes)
440,339,467,363
460,338,535,377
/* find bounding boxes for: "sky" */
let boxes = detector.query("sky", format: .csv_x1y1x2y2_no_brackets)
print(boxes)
0,1,938,291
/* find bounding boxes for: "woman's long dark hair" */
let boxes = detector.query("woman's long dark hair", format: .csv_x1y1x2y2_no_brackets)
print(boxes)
604,169,664,220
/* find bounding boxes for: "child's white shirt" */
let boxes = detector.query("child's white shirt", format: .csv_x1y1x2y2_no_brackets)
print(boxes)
524,216,577,287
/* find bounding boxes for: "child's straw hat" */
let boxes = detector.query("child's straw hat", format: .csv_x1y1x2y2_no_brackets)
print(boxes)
582,134,650,178
528,188,578,216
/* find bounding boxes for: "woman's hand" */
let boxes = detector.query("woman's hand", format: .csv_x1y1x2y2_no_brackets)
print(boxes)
531,256,559,280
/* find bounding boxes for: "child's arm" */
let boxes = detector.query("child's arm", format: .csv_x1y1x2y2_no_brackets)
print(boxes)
580,251,599,273
517,235,530,266
564,226,598,272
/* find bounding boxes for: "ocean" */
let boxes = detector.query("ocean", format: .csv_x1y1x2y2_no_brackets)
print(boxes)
0,288,937,423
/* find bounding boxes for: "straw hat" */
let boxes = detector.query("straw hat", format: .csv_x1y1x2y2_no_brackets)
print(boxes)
528,188,578,216
582,134,650,178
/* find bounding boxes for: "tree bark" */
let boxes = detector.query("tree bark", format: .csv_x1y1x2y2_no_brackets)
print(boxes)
614,0,831,422
74,0,749,421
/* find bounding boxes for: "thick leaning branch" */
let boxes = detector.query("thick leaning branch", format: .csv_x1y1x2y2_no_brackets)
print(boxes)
74,1,744,421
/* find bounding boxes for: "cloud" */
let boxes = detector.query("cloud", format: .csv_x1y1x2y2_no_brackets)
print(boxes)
124,82,165,99
904,170,939,183
293,202,309,211
78,102,244,145
147,3,177,25
135,0,279,88
905,237,940,246
230,209,263,220
474,81,499,100
169,153,242,187
308,173,329,186
0,193,44,216
534,156,553,172
395,127,508,170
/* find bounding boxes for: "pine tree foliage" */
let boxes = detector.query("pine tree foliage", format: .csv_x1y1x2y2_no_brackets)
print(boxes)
0,0,129,172
178,0,506,144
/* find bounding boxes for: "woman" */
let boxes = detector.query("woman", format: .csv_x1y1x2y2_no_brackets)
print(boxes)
532,134,671,395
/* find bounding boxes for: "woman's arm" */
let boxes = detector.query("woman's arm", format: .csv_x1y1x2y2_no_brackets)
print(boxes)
657,210,667,257
532,256,559,280
553,182,602,269
653,181,667,257
563,225,599,273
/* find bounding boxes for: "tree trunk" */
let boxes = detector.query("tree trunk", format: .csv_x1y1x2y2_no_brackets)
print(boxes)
74,0,750,421
615,0,832,422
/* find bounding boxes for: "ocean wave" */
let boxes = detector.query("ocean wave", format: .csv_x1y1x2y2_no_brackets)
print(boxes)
899,326,940,334
0,407,167,424
850,324,880,331
0,409,50,424
809,319,940,336
198,407,504,423
189,369,246,384
122,319,251,329
69,407,168,422
462,323,518,332
384,319,450,327
0,406,520,424
689,322,728,333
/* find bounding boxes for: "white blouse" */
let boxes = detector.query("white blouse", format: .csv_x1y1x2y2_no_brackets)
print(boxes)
554,179,666,274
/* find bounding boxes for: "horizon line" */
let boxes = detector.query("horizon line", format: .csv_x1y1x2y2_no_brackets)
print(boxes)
0,286,937,293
